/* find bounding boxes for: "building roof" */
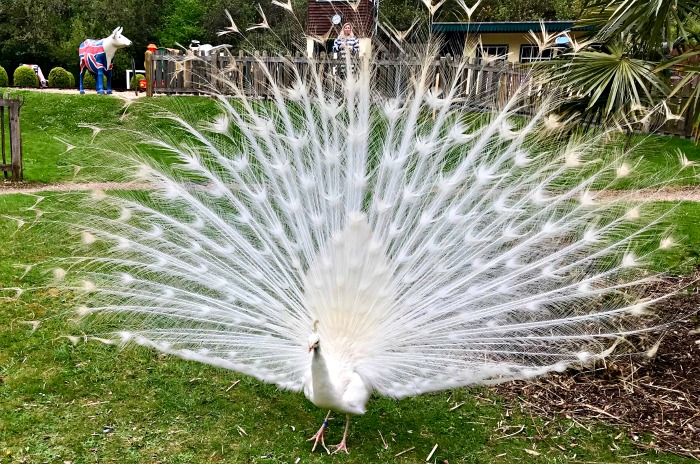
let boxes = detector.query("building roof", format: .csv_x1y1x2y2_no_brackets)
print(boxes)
432,21,588,33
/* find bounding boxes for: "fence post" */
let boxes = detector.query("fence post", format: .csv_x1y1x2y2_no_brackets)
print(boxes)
9,101,21,181
145,50,154,97
0,99,22,182
1,105,5,180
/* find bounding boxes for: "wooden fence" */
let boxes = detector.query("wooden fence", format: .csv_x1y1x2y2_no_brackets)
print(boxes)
0,98,22,182
144,50,698,139
146,50,525,103
658,74,699,139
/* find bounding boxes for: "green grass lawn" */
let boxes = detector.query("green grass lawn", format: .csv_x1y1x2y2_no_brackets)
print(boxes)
1,191,699,463
1,91,700,463
5,90,700,186
5,91,221,184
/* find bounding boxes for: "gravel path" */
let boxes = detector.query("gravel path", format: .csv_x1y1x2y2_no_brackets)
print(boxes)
594,186,700,202
3,182,700,201
27,88,146,101
0,182,151,195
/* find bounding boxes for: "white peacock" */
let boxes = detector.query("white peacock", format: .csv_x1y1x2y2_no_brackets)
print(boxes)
46,28,694,455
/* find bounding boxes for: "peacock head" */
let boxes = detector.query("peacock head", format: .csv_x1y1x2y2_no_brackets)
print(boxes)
308,319,320,352
308,333,320,352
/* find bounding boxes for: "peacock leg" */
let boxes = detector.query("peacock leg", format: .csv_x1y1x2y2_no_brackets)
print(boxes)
307,410,331,454
330,414,351,454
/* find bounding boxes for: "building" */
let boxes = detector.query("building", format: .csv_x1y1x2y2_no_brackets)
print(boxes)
305,0,377,57
432,21,587,64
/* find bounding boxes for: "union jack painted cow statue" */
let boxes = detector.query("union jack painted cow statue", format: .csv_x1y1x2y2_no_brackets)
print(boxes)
79,27,132,94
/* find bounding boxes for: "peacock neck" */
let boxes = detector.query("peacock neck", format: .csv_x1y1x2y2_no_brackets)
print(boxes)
311,347,330,381
310,347,337,404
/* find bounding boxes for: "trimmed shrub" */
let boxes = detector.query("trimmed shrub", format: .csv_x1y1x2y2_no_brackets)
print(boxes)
14,66,39,88
82,72,107,90
0,66,8,87
69,72,75,88
48,67,74,89
130,73,145,91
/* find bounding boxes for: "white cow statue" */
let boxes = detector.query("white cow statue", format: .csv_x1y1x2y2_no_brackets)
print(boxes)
79,27,132,94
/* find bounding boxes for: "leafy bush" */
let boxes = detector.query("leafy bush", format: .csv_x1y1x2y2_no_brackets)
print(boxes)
130,73,145,90
14,66,39,88
0,66,8,87
82,72,107,90
48,67,74,89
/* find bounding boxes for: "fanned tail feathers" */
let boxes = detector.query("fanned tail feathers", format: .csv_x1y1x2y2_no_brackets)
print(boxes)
46,40,691,398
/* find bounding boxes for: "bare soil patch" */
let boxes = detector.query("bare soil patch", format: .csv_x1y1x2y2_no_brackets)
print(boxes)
494,271,700,460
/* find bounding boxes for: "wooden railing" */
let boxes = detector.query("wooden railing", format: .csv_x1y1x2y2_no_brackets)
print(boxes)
146,50,529,103
143,50,698,140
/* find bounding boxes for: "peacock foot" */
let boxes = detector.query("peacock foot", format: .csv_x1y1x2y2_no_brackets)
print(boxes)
307,420,330,454
331,439,349,455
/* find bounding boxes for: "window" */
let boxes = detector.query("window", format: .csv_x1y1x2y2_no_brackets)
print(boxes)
519,45,553,63
477,45,509,63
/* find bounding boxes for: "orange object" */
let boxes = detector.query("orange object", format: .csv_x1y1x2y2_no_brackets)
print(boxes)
147,43,157,53
139,79,147,89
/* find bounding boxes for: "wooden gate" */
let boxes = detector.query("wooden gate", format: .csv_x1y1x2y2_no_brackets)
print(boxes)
0,98,22,182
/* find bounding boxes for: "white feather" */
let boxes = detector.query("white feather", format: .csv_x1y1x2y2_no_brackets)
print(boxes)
55,35,684,442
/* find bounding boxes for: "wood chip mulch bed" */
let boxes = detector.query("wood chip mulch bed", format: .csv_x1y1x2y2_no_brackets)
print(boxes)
493,271,700,460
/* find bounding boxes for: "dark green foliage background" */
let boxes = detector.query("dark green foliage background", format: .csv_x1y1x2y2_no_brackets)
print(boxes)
0,0,582,89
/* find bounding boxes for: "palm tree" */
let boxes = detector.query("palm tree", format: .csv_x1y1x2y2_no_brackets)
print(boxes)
541,0,700,137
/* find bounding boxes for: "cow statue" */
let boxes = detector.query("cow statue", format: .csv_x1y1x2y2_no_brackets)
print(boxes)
79,27,132,94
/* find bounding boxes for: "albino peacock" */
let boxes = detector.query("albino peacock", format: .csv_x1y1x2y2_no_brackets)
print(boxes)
45,34,694,454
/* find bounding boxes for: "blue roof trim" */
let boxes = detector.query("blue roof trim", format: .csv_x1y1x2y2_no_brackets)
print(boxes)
431,21,589,33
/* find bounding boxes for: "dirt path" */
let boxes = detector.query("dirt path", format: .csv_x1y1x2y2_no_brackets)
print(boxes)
3,182,700,201
0,181,151,195
26,87,146,102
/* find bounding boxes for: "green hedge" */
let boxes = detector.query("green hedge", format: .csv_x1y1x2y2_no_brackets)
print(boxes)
0,66,8,87
82,72,107,90
14,66,39,88
48,67,74,89
130,73,145,90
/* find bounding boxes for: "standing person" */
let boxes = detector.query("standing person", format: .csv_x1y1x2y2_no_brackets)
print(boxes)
333,23,359,58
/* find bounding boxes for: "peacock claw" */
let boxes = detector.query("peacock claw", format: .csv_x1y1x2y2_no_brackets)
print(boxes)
307,422,330,454
331,440,349,454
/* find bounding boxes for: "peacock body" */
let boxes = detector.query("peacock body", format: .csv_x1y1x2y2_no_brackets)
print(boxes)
49,35,692,453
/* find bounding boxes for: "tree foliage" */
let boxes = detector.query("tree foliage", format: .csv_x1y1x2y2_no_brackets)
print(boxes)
377,0,583,31
157,0,206,47
0,0,313,86
539,0,700,130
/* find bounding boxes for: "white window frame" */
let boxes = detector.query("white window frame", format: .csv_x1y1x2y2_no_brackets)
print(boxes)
477,44,509,63
519,44,553,63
